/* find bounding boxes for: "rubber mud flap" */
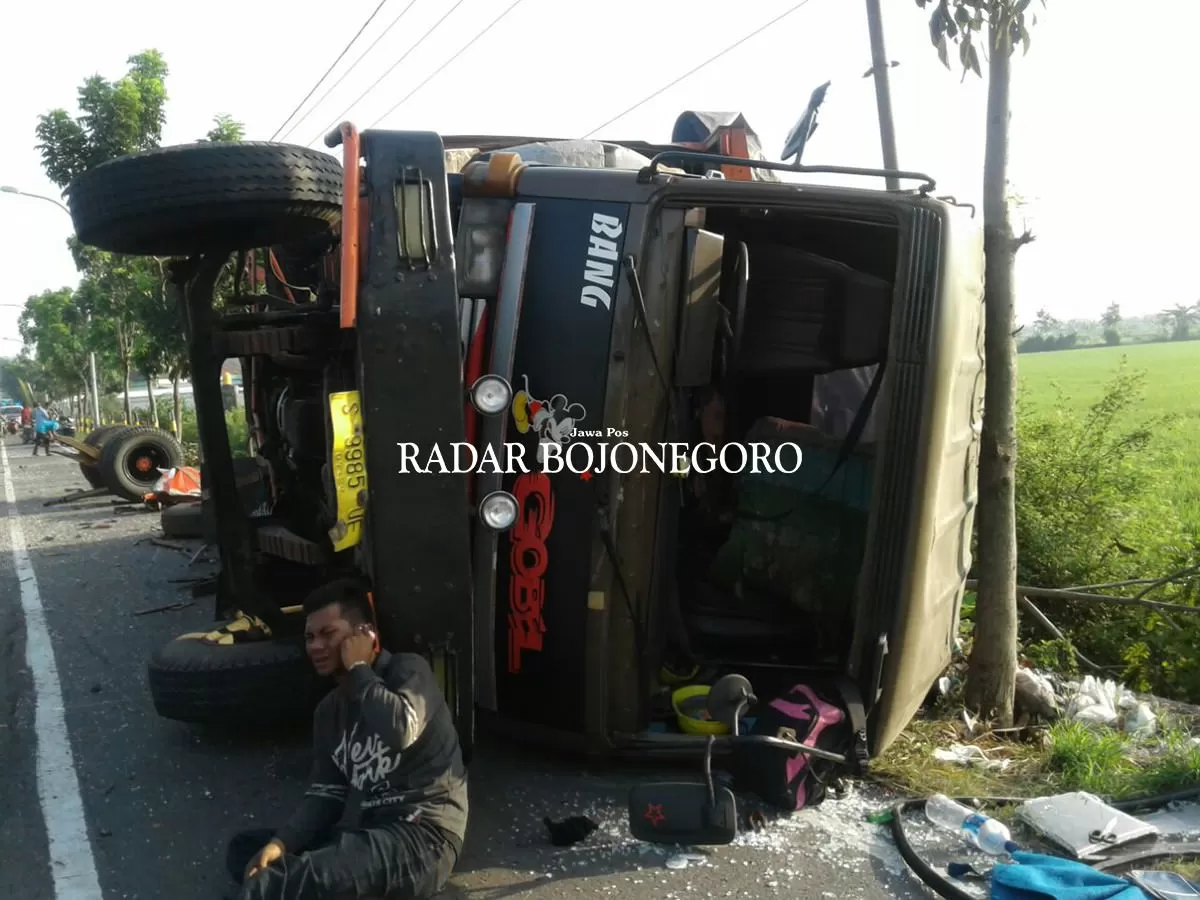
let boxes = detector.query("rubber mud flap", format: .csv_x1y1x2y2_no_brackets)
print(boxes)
147,633,330,726
65,142,344,257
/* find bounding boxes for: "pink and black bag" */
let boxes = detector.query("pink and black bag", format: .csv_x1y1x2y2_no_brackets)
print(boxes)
732,678,869,811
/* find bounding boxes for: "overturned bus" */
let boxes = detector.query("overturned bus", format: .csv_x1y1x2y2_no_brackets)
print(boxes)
63,110,984,777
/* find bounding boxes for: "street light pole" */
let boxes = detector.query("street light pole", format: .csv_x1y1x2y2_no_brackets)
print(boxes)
1,184,103,425
0,185,71,215
863,0,901,191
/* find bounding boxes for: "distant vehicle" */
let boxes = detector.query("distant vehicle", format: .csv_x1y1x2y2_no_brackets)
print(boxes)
1,404,23,424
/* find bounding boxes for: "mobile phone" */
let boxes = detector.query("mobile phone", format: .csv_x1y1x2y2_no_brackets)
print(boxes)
1129,870,1200,899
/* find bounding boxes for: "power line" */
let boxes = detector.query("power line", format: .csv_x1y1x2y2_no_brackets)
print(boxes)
580,0,816,140
310,0,470,146
366,0,528,130
270,0,392,142
277,0,423,144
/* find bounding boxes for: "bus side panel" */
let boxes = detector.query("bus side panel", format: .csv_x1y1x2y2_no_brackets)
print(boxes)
871,205,985,755
494,197,629,734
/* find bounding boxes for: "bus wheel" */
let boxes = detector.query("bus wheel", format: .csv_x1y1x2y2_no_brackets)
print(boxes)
66,142,343,257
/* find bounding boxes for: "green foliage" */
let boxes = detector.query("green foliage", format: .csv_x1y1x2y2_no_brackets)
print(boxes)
1046,721,1132,796
1047,722,1200,800
204,114,245,143
1016,360,1186,588
874,717,1200,801
147,401,249,464
1020,332,1078,353
25,52,243,420
36,50,169,190
1020,342,1200,536
1023,638,1079,678
918,0,1045,78
1159,304,1199,342
1014,356,1200,700
18,288,93,399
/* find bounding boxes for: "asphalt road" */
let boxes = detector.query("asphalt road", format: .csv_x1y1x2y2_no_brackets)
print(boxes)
0,435,940,900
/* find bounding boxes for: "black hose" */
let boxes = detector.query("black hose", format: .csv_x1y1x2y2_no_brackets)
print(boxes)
890,799,976,900
889,787,1200,900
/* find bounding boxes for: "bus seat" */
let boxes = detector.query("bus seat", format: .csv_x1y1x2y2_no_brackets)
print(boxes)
704,418,874,617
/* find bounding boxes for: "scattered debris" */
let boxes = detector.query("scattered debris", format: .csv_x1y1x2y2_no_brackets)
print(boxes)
148,538,190,553
932,743,1012,771
1017,791,1158,857
131,601,194,617
1065,675,1158,736
43,487,110,507
543,815,599,847
142,466,202,507
1015,668,1060,720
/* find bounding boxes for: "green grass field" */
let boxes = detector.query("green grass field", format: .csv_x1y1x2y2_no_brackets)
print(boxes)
1019,341,1200,534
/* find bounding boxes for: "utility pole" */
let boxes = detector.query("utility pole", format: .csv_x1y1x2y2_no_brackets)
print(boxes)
863,0,901,190
0,185,103,426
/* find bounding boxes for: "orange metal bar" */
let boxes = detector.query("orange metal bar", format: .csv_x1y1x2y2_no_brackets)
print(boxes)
720,130,753,181
267,250,296,304
333,122,362,329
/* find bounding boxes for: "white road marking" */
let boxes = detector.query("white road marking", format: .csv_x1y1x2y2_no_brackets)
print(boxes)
0,440,104,899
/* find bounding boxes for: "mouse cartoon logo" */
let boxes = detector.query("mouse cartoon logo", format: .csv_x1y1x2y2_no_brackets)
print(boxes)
511,375,587,465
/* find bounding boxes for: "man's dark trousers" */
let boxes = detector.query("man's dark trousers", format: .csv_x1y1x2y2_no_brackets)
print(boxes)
226,821,457,900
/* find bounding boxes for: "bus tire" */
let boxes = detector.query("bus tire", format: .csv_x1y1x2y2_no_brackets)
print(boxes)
98,426,185,502
161,502,204,539
66,142,343,257
147,633,328,726
78,425,123,489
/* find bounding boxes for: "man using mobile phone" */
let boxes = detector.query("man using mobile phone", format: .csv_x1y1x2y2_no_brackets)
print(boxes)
225,578,468,899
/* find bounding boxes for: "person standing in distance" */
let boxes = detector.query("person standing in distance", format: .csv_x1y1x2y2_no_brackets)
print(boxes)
226,578,468,899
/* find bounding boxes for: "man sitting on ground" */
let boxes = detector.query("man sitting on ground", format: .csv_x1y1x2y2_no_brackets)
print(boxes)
226,578,468,899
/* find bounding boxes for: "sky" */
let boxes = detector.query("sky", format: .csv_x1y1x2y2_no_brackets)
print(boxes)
2,0,1197,352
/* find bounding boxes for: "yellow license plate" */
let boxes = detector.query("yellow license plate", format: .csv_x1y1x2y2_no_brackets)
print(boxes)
328,391,367,552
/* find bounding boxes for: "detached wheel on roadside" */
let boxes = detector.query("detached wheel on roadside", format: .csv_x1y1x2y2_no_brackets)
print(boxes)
65,142,344,257
147,615,329,726
98,426,185,502
78,425,124,489
161,502,204,539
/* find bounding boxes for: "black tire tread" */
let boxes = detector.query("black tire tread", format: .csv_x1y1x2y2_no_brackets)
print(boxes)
161,502,204,538
147,632,327,725
78,425,124,488
66,142,343,257
98,426,185,501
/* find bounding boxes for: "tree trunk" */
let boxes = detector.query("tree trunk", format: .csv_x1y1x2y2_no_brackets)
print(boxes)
122,362,132,424
964,21,1018,727
145,373,159,427
172,373,182,440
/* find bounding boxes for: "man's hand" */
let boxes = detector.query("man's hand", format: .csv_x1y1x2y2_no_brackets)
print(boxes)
339,624,376,670
245,838,285,880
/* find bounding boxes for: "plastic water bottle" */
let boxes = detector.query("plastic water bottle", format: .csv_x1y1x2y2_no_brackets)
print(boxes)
924,794,1019,855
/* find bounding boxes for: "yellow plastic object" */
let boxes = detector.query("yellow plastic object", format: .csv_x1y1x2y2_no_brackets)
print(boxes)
328,391,367,552
672,685,731,736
